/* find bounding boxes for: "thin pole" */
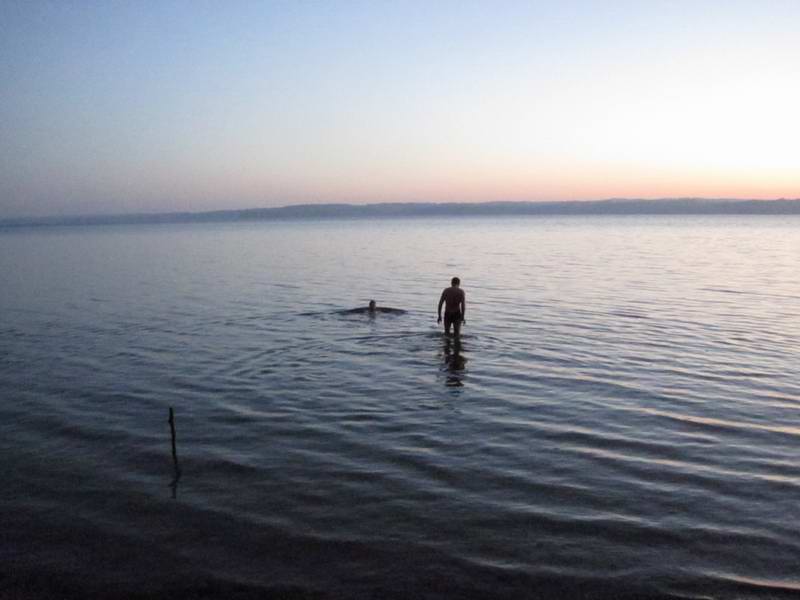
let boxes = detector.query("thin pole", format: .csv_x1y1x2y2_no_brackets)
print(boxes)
168,407,181,496
168,407,178,462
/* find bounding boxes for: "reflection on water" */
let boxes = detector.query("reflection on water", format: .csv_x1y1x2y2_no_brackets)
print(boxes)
442,336,467,387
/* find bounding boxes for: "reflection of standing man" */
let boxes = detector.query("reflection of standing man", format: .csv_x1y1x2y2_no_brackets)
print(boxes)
437,277,466,337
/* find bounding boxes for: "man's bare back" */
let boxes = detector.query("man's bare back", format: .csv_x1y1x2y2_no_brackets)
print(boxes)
437,277,466,336
440,286,464,313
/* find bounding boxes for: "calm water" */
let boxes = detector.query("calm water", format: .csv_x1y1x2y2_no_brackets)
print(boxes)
2,216,799,599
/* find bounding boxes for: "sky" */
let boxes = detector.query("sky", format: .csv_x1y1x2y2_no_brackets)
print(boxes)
1,1,799,218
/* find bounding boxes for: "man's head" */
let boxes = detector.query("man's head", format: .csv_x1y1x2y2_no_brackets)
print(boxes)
451,277,460,287
368,300,376,311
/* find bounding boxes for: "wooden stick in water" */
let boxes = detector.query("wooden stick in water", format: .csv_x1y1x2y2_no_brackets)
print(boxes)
168,407,178,461
168,407,181,495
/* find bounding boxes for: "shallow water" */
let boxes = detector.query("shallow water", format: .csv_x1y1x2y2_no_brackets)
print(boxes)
2,216,799,599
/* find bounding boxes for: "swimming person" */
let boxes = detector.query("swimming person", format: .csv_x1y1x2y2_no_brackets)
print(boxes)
348,300,378,314
437,277,466,336
343,300,405,315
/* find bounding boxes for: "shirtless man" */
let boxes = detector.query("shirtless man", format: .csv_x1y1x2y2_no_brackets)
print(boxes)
437,277,466,337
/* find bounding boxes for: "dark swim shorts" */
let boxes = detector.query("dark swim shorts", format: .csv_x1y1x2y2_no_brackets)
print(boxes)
444,311,463,329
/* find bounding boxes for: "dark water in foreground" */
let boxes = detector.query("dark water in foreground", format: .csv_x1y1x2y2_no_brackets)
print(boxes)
2,216,799,599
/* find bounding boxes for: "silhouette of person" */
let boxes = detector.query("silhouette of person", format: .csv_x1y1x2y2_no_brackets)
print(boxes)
343,300,405,315
437,277,466,336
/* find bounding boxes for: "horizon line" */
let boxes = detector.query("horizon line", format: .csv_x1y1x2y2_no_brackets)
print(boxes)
2,197,800,227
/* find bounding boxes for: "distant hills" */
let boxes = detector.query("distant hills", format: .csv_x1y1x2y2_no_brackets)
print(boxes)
2,198,800,228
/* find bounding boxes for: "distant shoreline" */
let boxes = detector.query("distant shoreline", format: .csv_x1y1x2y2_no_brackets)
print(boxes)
2,198,800,228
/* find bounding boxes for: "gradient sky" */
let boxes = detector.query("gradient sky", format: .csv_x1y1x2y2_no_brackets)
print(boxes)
2,1,799,217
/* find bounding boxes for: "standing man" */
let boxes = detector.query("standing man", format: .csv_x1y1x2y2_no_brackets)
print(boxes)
437,277,466,337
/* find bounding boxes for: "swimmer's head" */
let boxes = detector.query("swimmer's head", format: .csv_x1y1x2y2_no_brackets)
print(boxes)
451,277,460,287
368,300,376,311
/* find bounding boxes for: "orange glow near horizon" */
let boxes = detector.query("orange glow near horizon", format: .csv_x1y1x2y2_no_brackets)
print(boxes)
2,2,799,217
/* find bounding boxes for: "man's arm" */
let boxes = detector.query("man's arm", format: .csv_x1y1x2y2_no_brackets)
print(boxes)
437,290,445,322
460,291,466,322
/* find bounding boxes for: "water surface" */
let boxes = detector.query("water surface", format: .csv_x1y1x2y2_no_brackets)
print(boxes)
2,216,799,599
